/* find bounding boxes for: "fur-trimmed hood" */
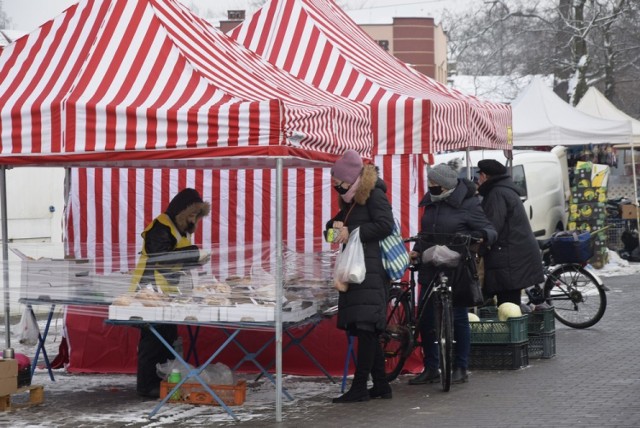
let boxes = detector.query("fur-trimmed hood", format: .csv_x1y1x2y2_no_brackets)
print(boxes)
339,164,386,207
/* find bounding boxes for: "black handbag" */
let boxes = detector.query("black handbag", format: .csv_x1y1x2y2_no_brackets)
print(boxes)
450,248,484,307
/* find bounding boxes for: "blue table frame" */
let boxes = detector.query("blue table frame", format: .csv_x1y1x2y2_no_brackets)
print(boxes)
19,298,110,382
107,316,328,420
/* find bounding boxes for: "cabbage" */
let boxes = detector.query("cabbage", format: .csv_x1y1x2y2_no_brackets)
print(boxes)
498,302,522,321
468,312,480,322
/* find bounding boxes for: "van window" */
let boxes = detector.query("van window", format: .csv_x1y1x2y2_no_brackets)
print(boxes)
511,165,527,197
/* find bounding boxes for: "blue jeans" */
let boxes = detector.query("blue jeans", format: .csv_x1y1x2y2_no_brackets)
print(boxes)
419,291,470,370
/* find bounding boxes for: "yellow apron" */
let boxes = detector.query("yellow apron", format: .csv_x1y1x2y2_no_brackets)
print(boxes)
129,213,192,293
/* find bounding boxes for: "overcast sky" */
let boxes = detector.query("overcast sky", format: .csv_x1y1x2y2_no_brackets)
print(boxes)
4,0,470,32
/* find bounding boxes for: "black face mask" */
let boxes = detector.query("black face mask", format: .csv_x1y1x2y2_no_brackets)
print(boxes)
334,185,349,195
428,185,443,196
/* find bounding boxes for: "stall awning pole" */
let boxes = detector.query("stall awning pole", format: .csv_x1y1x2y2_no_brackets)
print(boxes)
1,167,10,348
275,158,283,422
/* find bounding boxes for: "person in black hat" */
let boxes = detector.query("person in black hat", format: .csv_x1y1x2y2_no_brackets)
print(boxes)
477,160,544,306
130,188,211,398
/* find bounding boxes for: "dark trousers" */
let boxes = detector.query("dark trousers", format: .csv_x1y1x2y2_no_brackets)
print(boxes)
419,293,471,370
348,328,387,390
137,324,178,394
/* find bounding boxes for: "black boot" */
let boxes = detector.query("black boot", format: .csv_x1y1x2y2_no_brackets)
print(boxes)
408,367,440,385
368,336,392,399
333,329,375,404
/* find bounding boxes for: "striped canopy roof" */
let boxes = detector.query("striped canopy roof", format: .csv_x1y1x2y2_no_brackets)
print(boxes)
229,0,512,155
0,0,372,168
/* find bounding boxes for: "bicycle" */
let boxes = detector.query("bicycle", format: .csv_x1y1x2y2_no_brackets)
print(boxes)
525,237,607,329
380,233,479,391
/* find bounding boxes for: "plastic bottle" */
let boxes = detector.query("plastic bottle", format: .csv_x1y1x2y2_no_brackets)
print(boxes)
167,368,182,400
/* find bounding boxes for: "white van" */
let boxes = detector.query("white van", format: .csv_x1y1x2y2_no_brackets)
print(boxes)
433,147,570,239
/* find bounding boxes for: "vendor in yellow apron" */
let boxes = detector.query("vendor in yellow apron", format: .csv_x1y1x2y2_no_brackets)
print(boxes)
129,213,196,294
131,188,210,398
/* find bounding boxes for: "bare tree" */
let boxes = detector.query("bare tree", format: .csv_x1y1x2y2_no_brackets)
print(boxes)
444,0,640,115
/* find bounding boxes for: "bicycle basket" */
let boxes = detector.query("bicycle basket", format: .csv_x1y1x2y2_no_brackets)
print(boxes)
549,230,593,264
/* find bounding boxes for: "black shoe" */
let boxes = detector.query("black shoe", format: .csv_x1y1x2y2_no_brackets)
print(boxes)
451,368,468,384
137,387,160,399
408,367,440,385
368,383,392,399
332,387,370,403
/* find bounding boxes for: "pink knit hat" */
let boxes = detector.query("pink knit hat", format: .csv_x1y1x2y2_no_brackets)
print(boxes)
331,150,363,184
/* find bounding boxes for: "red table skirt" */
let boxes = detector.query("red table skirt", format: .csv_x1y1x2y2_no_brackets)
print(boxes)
64,307,422,376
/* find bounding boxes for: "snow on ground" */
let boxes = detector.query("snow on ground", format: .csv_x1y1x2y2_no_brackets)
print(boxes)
0,249,638,426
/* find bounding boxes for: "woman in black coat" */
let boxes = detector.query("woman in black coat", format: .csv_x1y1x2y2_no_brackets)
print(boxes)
325,150,395,403
409,160,497,385
477,159,545,305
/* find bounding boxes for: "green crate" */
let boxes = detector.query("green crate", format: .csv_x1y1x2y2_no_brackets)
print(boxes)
528,332,556,359
527,307,555,334
478,306,498,319
470,315,529,344
469,342,529,370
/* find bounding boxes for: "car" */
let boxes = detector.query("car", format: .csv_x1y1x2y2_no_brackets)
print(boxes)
432,147,570,239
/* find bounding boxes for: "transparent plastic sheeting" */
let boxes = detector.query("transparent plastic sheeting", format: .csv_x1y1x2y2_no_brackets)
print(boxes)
4,239,339,323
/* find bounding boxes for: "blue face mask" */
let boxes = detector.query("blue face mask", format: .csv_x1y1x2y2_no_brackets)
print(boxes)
428,185,443,196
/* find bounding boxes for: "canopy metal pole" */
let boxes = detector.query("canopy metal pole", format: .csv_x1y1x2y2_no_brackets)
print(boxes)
1,166,10,348
275,158,283,422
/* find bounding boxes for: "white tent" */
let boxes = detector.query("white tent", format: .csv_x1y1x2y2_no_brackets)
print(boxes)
576,87,640,144
512,77,632,147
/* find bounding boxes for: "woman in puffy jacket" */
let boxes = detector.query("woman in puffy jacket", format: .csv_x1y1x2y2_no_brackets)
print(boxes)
325,150,395,403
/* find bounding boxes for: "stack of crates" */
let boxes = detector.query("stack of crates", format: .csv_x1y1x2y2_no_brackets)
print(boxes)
469,306,529,370
527,306,556,359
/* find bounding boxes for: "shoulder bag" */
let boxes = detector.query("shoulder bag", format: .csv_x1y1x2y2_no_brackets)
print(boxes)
380,223,410,281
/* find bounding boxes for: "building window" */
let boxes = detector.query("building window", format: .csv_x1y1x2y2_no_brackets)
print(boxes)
377,40,389,51
228,10,245,20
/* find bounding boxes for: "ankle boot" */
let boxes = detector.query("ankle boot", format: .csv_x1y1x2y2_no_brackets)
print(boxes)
333,329,376,404
368,382,392,399
332,382,370,403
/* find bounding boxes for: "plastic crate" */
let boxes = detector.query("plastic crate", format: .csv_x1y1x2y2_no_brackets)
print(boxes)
470,315,529,344
469,342,529,370
159,380,246,406
528,332,556,359
527,307,555,334
478,306,497,319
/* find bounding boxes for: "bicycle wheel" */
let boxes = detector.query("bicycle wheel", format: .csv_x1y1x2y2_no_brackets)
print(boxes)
435,293,453,392
381,287,412,382
544,264,607,329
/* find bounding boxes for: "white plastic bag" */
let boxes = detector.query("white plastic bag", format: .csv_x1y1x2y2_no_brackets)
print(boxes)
422,245,461,267
334,227,366,285
15,307,39,346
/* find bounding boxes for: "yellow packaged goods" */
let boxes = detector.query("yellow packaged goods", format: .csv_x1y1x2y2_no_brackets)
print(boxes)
0,359,18,397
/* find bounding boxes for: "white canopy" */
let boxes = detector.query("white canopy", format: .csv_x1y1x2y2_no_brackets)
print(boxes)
576,87,640,144
511,77,631,147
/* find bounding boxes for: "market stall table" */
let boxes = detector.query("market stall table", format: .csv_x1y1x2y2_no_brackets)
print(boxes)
106,312,331,420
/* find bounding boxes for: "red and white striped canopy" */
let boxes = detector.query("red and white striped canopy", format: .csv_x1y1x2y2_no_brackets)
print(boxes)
229,0,512,155
0,0,371,167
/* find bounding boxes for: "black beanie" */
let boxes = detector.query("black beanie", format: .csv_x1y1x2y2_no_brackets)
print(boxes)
165,188,204,219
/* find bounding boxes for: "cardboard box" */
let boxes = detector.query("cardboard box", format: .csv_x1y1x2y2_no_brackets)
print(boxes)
0,359,18,397
219,301,317,323
620,204,639,220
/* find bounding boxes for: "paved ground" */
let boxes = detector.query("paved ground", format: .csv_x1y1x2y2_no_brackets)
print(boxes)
1,272,639,427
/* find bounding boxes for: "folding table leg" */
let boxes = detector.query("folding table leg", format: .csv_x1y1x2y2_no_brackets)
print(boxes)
256,321,335,383
221,329,293,401
148,325,240,421
341,335,357,393
29,304,56,382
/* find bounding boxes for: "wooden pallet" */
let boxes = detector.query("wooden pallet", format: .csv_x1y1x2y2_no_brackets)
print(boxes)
0,385,44,411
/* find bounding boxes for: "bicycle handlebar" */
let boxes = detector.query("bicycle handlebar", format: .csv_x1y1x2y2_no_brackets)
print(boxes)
403,232,483,245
